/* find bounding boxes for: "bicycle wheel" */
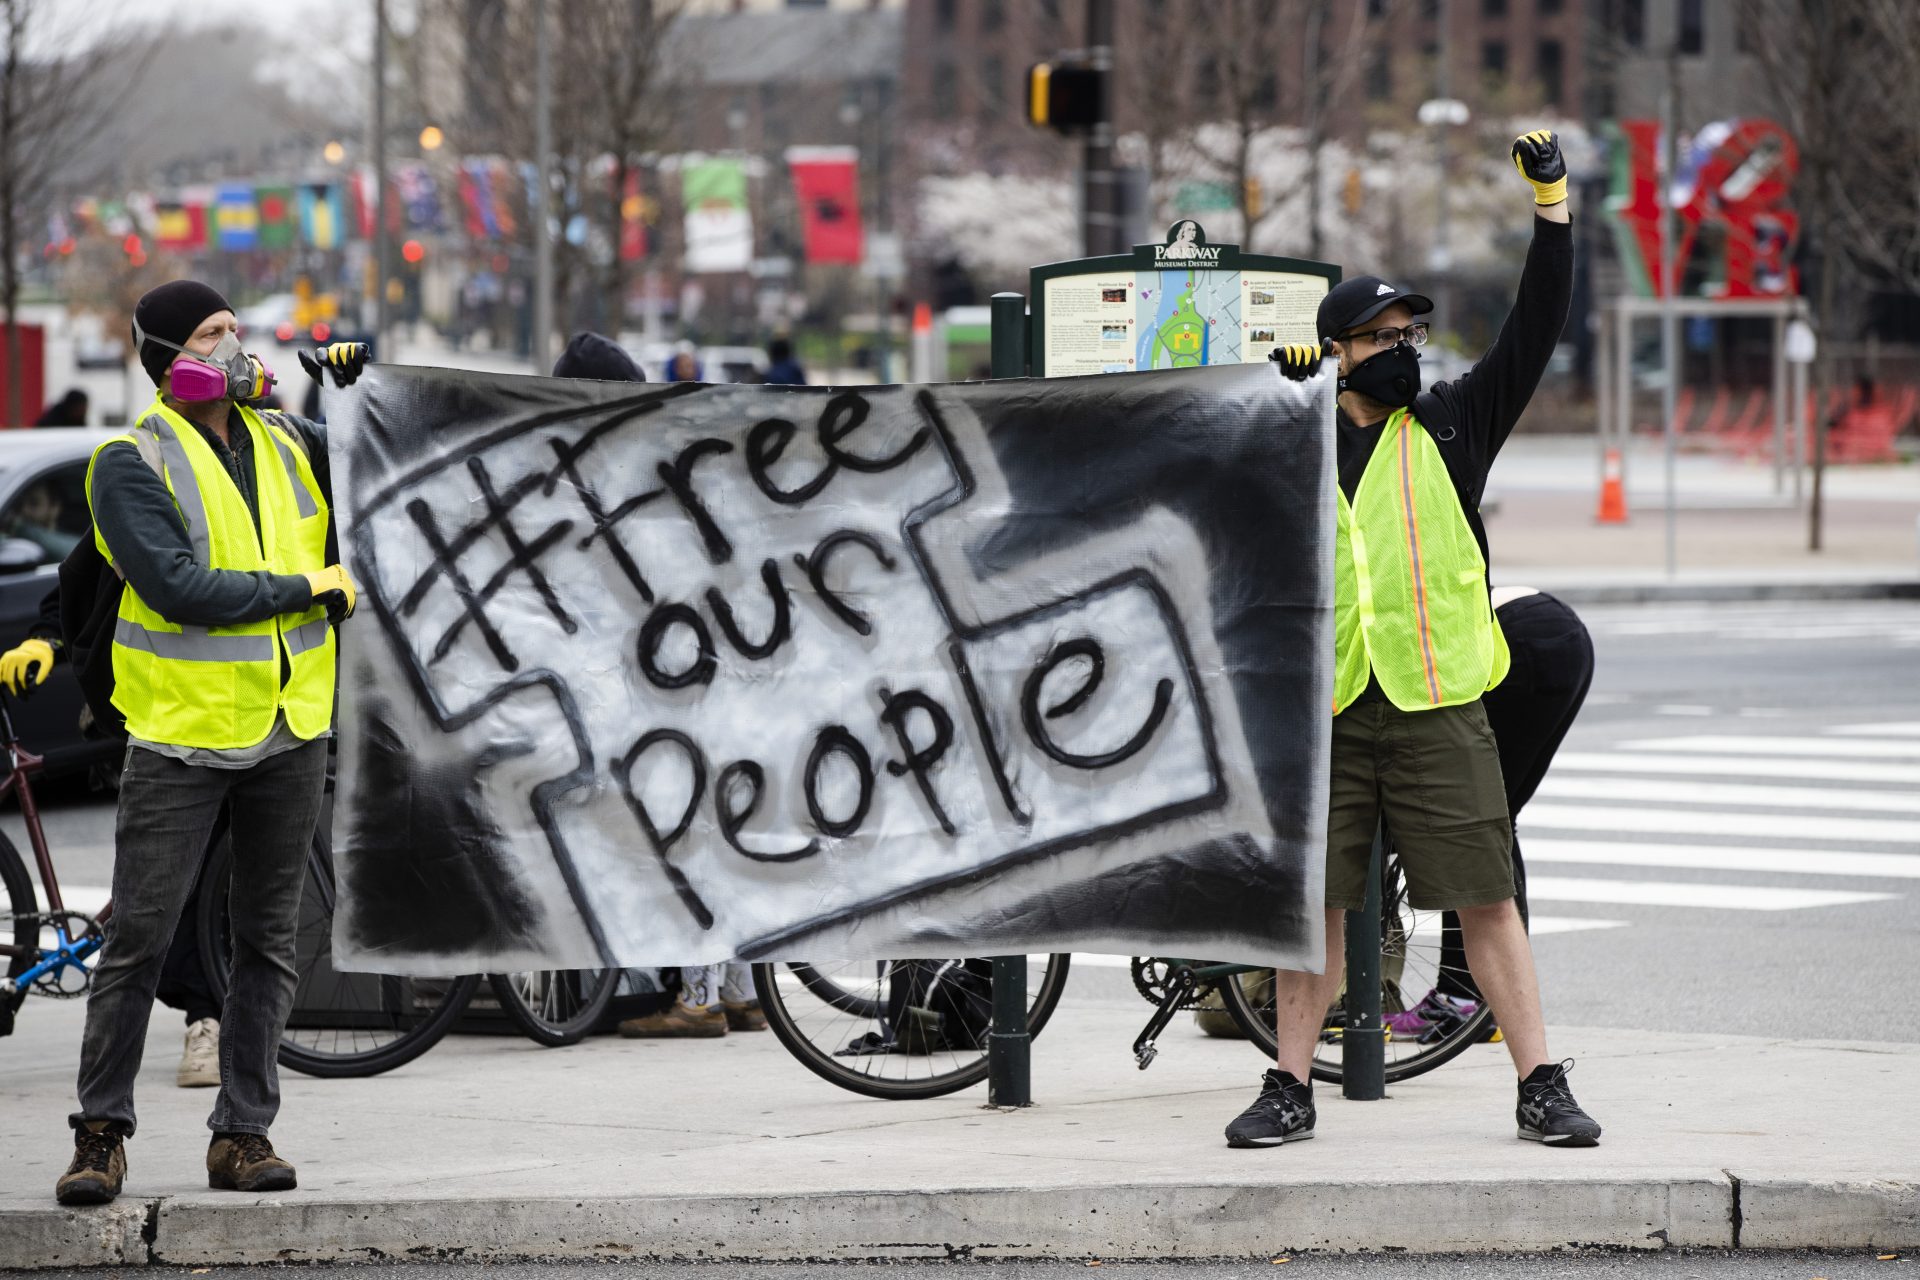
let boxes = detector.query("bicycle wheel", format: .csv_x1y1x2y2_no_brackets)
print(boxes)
2,831,35,1025
1217,846,1526,1085
754,955,1072,1100
197,814,480,1078
784,961,883,1019
488,967,619,1047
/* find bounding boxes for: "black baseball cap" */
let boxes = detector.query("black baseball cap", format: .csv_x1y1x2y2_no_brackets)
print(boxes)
1316,275,1434,342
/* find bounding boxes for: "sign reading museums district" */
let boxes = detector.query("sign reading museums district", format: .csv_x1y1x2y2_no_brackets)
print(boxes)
328,364,1332,976
1034,221,1340,378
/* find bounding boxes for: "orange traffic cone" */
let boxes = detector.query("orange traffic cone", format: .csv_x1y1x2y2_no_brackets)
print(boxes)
1596,448,1629,524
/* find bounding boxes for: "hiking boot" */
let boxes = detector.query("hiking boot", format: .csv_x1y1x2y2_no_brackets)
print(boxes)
721,998,768,1032
177,1017,220,1088
56,1123,126,1205
1517,1059,1602,1147
618,1000,727,1038
1224,1069,1316,1148
207,1132,297,1192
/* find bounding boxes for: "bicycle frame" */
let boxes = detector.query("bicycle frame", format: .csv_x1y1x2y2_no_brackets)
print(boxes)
1129,956,1260,1069
0,695,109,998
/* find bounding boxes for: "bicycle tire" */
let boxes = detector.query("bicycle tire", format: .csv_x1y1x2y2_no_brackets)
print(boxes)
1217,848,1528,1085
1,831,35,1018
753,955,1072,1101
785,961,884,1019
197,823,480,1078
488,967,619,1047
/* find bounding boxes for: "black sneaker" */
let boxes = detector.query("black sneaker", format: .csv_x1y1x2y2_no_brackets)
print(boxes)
1224,1069,1316,1148
1517,1059,1602,1147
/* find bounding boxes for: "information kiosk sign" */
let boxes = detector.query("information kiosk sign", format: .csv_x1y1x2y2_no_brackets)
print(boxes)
1028,220,1340,378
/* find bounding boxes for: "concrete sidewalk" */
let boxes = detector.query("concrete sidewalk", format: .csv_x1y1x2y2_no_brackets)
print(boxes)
1485,436,1918,599
2,993,1915,1266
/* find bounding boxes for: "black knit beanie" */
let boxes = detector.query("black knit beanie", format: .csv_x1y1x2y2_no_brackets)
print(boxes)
132,281,232,387
552,331,646,384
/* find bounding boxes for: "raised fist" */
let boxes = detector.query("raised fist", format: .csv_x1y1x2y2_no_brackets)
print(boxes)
1511,129,1567,206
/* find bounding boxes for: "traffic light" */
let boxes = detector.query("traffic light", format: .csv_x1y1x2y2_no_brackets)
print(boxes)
1027,61,1105,133
1343,168,1365,215
1245,177,1265,220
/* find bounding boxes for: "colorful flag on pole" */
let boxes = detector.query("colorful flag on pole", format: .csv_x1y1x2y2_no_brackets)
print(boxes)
299,183,345,250
785,146,863,265
488,159,519,238
256,185,296,250
350,166,376,240
395,163,443,231
215,184,259,250
682,156,752,273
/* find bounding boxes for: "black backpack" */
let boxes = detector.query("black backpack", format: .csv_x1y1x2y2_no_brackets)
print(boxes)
886,959,995,1054
57,532,128,739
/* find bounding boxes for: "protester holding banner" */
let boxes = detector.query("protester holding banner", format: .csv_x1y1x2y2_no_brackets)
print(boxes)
1230,130,1602,1150
55,281,367,1206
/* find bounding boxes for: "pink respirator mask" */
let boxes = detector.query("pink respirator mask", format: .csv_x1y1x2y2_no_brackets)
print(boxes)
134,321,275,404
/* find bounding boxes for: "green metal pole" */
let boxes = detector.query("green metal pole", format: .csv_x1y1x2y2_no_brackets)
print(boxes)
986,290,1032,1106
1342,825,1386,1100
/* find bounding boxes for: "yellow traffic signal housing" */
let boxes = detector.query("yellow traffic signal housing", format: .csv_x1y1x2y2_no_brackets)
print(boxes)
1027,61,1104,133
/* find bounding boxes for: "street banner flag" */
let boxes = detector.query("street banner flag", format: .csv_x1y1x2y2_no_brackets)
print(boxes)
155,202,206,252
215,184,258,251
487,158,519,238
786,146,863,265
458,160,500,241
325,362,1333,973
257,185,296,250
299,183,344,250
350,167,375,240
619,168,648,262
682,156,753,273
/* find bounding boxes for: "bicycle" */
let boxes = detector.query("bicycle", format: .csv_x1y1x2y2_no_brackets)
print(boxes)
0,688,481,1073
194,779,619,1064
754,837,1522,1099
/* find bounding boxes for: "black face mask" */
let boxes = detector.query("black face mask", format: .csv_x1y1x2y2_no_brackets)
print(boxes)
1337,342,1421,409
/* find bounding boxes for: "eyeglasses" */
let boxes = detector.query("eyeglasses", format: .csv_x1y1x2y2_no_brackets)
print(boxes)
1340,321,1430,349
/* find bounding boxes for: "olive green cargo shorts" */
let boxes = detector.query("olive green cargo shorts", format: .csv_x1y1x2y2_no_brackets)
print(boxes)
1324,696,1515,912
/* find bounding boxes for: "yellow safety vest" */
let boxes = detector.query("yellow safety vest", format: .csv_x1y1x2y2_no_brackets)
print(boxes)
86,398,335,750
1332,408,1509,714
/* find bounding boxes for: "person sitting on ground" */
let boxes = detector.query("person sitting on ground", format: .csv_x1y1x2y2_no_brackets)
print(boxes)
546,331,765,1041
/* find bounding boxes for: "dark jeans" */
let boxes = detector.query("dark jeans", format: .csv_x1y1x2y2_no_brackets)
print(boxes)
157,808,227,1027
72,737,327,1138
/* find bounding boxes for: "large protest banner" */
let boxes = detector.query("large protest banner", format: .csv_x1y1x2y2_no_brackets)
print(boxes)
327,363,1333,975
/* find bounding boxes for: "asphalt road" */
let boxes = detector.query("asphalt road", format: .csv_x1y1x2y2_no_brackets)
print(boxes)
11,1253,1912,1279
8,597,1918,1046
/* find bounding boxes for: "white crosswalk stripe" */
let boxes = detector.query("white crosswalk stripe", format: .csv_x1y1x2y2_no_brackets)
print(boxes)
1519,726,1911,938
1618,734,1920,760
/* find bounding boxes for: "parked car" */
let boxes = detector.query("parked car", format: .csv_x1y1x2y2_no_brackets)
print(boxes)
0,428,127,776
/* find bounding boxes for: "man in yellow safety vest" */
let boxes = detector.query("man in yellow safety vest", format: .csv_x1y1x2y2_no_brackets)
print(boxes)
1227,131,1602,1149
55,280,368,1205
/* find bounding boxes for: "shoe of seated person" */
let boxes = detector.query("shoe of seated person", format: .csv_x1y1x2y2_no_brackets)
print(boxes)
177,1017,220,1088
721,998,768,1032
1224,1069,1316,1148
619,1000,727,1038
1517,1059,1602,1147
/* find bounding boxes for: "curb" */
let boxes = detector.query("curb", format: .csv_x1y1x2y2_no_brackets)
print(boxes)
1539,579,1920,605
3,1176,1914,1267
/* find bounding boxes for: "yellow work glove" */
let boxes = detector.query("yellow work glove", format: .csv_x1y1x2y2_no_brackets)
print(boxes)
1511,128,1568,206
0,638,56,695
304,564,358,625
1269,340,1330,382
298,342,371,389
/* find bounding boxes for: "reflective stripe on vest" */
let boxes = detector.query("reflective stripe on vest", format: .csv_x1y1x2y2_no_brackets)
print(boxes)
1332,409,1509,714
87,399,335,750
